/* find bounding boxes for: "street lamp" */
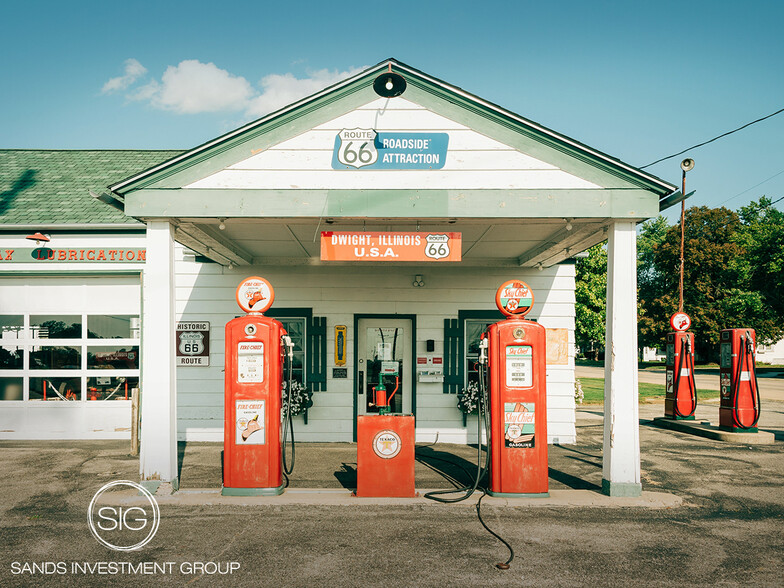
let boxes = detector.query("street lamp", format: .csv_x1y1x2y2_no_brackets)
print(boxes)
679,158,695,312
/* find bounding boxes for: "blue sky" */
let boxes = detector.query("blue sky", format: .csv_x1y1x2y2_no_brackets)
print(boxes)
2,0,782,221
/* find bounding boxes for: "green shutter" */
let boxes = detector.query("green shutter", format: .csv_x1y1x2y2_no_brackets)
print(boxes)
309,316,327,391
443,318,462,394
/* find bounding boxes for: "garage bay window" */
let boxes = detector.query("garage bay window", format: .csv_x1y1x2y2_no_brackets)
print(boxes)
0,314,140,402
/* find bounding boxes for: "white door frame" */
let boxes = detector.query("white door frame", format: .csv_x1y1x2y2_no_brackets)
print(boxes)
353,314,416,441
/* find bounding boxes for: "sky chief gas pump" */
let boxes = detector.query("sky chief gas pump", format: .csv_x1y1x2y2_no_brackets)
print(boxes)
720,328,761,431
665,312,697,420
485,280,549,496
423,280,548,570
222,277,296,496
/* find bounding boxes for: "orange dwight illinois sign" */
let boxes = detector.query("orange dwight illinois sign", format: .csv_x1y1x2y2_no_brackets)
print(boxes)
321,232,461,262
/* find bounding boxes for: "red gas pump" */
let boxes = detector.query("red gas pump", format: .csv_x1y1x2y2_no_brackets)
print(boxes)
665,312,697,420
486,280,548,497
720,328,761,432
222,277,294,496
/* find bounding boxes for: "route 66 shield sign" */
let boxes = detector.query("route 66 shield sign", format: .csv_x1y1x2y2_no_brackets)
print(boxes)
336,128,378,168
424,234,450,260
179,331,204,356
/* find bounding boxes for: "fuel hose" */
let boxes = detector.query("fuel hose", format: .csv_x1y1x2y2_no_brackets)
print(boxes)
420,359,515,569
732,332,761,429
673,337,697,418
281,336,296,475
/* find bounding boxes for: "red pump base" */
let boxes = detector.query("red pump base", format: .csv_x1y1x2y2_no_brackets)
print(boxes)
356,415,415,497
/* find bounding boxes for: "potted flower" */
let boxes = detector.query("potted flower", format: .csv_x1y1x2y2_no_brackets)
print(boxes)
457,380,481,427
281,381,314,424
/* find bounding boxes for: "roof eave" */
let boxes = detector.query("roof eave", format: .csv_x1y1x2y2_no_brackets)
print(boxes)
110,57,677,198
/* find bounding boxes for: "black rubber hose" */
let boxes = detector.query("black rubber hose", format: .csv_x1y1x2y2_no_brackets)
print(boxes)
281,341,295,475
673,338,697,418
422,359,514,569
733,333,761,429
749,336,762,428
422,373,484,503
476,492,515,570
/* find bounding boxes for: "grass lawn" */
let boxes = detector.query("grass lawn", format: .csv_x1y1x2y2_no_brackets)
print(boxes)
576,359,784,371
576,377,719,405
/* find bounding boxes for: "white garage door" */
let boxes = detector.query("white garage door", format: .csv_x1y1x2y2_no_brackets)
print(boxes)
0,275,141,439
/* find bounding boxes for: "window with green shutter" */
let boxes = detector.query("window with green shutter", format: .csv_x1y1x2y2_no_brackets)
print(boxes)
443,310,503,394
266,308,327,391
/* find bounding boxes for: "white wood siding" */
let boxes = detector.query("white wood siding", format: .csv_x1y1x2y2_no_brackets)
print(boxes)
184,97,599,191
175,246,576,444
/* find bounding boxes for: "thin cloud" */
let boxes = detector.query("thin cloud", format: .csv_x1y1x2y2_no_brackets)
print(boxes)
101,58,147,94
130,60,254,114
104,59,366,118
246,67,366,117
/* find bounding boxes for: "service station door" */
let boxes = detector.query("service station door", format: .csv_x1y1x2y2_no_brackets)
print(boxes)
357,319,412,415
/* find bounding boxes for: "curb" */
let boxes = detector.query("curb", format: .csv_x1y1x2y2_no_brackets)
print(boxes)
649,417,776,444
109,487,682,509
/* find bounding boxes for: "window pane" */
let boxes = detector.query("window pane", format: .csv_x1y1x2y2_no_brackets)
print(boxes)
88,315,140,339
87,346,139,369
31,315,82,339
466,320,493,356
279,318,305,352
29,377,81,401
0,377,23,401
0,315,24,338
86,376,138,401
0,344,23,369
30,346,81,369
285,369,305,386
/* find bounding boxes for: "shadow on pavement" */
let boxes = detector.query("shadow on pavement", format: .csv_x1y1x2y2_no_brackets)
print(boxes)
548,467,601,491
415,445,487,488
334,463,357,489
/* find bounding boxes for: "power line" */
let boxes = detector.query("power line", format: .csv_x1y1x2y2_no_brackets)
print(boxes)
720,168,784,205
640,106,784,169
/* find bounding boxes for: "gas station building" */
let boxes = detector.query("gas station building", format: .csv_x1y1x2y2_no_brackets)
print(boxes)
0,59,681,496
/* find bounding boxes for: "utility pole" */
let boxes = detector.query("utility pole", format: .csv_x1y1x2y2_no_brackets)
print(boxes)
679,159,695,312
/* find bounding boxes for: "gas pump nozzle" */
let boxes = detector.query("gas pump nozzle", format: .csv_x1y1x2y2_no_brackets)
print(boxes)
282,334,294,360
479,335,488,365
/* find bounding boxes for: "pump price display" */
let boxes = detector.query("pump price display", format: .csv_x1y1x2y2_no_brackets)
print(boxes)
237,342,264,383
505,345,532,387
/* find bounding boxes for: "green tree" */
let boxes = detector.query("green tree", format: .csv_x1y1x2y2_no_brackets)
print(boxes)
637,216,672,349
638,204,780,360
575,243,607,360
732,196,784,340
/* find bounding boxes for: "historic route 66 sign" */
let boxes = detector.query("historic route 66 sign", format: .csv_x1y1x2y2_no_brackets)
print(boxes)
424,234,450,260
179,331,204,356
336,128,378,169
176,322,210,366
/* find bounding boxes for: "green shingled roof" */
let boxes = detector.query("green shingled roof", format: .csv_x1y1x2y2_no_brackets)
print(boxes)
0,150,184,225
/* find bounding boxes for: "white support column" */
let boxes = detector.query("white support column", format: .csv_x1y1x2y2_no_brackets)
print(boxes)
139,221,178,492
602,221,642,497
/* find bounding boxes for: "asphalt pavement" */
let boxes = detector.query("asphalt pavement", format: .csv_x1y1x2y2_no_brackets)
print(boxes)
1,402,783,587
